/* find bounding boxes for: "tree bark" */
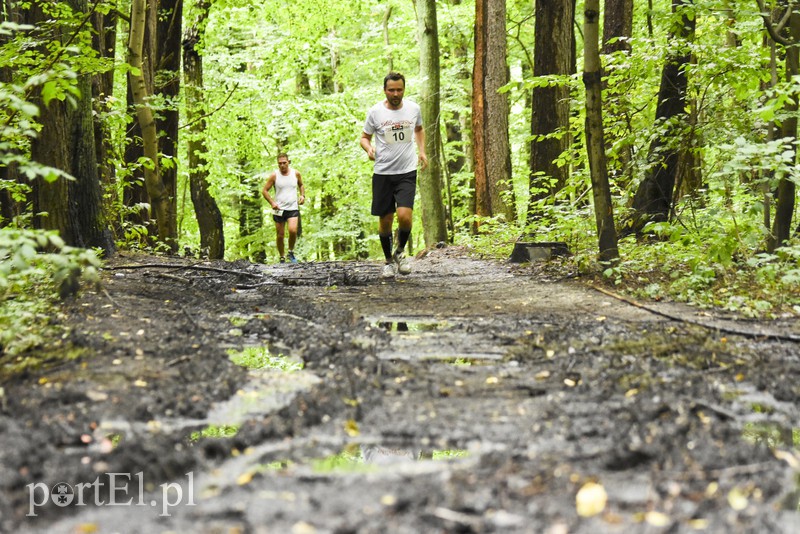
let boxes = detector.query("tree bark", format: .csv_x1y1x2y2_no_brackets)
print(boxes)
602,0,633,55
129,0,172,245
584,0,619,263
383,4,393,72
529,0,575,209
91,2,117,190
183,2,225,259
157,0,182,240
123,0,157,240
28,0,113,253
602,0,634,186
415,0,448,246
472,0,515,223
770,9,800,251
0,0,24,225
629,0,694,233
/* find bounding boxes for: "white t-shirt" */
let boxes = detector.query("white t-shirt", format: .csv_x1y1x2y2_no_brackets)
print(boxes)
274,168,299,210
363,100,423,175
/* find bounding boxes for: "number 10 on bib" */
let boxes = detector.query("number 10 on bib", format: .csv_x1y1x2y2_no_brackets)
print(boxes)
386,124,412,144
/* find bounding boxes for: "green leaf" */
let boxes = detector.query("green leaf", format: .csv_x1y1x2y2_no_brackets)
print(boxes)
41,81,62,106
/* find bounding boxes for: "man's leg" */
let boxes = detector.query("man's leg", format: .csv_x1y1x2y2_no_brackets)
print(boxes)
378,212,397,278
287,217,299,251
395,207,412,252
379,212,394,262
287,217,299,262
275,221,286,260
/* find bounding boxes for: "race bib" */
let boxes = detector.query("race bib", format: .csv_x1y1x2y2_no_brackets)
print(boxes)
385,123,413,144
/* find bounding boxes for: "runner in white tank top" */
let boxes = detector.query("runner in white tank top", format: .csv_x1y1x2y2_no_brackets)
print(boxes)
261,153,306,263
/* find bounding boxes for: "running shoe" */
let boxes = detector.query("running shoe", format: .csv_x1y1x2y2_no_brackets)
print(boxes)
279,257,286,264
381,262,396,279
288,251,298,264
393,250,412,275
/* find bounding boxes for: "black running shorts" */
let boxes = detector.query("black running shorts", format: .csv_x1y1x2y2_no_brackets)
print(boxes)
272,209,300,223
371,170,417,216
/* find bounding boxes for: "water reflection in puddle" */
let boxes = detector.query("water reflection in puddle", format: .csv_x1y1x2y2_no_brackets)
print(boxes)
227,345,303,372
741,421,800,511
374,320,450,332
741,421,798,449
262,444,469,474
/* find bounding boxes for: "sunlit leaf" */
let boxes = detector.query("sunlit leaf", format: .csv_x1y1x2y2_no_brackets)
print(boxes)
727,487,748,511
344,419,359,437
237,471,255,485
645,511,670,526
575,481,607,517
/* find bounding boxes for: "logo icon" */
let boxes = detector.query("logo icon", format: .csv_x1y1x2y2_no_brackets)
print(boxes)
51,482,74,507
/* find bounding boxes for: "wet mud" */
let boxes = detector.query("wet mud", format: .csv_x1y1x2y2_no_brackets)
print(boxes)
1,247,799,533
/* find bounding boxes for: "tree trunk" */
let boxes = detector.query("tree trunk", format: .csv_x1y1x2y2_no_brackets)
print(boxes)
584,0,619,263
0,0,24,225
123,0,158,238
602,0,633,55
28,0,113,253
472,0,515,223
528,0,574,209
383,4,393,72
91,3,117,190
238,172,266,263
183,2,225,259
129,0,172,245
602,0,634,186
770,9,800,251
416,0,448,246
629,0,694,233
157,0,182,240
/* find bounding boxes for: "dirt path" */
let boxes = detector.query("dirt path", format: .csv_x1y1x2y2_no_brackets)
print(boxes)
2,248,799,533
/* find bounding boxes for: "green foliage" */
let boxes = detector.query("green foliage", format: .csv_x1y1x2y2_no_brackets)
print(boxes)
0,228,101,357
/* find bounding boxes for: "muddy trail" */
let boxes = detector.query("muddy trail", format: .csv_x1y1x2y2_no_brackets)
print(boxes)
1,247,800,533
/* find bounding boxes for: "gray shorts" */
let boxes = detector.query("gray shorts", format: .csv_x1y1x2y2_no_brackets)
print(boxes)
371,170,417,216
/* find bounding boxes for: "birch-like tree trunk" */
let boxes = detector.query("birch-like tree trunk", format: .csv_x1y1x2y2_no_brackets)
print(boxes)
129,0,172,245
583,0,619,263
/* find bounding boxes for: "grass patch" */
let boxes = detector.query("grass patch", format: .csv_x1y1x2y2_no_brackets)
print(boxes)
227,346,303,372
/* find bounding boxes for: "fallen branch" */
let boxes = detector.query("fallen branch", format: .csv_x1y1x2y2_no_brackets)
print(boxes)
589,284,800,342
105,263,263,279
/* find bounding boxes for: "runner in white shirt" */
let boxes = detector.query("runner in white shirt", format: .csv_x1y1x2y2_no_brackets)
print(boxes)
261,153,306,263
360,72,428,278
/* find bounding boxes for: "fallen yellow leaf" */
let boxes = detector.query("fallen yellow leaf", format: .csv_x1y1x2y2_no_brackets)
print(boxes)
727,487,748,511
344,419,359,437
576,481,607,517
645,511,670,526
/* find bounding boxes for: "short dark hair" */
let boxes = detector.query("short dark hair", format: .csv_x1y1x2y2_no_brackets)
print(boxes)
383,71,405,89
277,153,289,161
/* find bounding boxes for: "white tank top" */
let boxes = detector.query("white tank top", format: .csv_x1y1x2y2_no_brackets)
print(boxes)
274,168,299,210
